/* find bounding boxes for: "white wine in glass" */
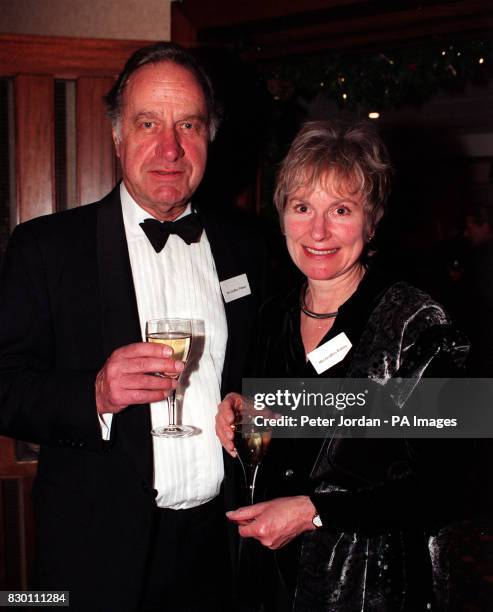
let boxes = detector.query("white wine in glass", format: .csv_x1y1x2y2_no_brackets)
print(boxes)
234,421,272,504
146,318,193,438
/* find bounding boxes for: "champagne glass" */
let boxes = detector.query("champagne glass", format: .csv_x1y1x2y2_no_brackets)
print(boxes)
234,417,272,505
146,318,193,438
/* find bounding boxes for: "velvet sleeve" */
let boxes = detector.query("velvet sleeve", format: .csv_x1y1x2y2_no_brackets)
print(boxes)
309,302,473,534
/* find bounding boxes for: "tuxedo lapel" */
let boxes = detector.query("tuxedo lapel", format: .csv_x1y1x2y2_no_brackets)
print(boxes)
97,188,141,352
97,187,153,483
198,211,240,283
198,210,255,396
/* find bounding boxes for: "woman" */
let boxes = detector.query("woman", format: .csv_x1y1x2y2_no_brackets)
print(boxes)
216,120,471,611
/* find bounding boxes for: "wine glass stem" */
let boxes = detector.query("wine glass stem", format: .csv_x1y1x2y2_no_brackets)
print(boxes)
248,464,260,505
168,389,177,427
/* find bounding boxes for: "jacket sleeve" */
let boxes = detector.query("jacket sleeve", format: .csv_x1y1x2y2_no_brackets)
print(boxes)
0,223,104,450
310,303,473,534
310,439,474,533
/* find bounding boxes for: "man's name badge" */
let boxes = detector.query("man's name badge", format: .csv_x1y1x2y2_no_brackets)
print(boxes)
220,274,251,303
307,332,352,374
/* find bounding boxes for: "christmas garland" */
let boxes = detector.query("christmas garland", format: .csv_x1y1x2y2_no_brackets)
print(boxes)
258,39,491,112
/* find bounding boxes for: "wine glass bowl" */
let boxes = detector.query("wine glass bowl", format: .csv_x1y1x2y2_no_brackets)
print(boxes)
146,318,193,438
233,419,272,505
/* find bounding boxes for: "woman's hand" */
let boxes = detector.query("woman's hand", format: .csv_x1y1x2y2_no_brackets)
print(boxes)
215,392,245,457
226,496,317,549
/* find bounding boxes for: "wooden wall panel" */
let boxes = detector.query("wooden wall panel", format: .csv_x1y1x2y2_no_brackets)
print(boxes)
15,75,55,222
0,437,36,590
0,35,151,79
77,77,116,205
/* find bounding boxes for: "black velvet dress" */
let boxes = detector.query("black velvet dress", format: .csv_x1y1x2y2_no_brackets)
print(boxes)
250,269,472,612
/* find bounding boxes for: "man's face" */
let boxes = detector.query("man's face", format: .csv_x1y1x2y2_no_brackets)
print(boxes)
114,61,209,221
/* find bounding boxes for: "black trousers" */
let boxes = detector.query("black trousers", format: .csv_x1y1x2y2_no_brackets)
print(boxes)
140,496,231,612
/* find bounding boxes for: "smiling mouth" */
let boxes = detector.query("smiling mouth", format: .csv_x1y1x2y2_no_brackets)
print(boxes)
304,246,338,255
151,170,183,176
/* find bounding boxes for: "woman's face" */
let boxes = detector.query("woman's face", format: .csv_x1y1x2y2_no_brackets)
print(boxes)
283,176,367,282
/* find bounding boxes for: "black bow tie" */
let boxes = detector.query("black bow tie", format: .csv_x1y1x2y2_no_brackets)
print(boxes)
139,214,203,253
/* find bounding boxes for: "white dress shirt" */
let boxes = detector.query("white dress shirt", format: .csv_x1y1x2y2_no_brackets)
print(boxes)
104,183,228,509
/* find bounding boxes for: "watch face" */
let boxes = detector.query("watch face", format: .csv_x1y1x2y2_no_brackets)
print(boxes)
312,513,323,528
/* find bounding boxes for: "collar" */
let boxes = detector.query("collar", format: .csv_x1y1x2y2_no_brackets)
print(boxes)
283,264,390,324
120,182,193,243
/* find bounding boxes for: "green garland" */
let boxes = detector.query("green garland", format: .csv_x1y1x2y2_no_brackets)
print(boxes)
258,39,491,111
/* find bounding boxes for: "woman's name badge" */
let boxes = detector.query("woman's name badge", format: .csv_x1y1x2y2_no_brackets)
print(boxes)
307,332,352,374
220,274,251,303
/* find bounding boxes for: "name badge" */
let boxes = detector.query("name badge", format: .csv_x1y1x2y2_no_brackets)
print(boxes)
220,274,251,303
307,332,352,374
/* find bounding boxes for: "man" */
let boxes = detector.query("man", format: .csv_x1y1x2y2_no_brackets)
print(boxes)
0,43,263,611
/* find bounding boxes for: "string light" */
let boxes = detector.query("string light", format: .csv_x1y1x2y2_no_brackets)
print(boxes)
479,57,485,64
342,93,348,100
368,112,380,119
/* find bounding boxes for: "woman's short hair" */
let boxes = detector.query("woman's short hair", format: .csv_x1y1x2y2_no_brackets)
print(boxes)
105,41,221,142
274,120,392,234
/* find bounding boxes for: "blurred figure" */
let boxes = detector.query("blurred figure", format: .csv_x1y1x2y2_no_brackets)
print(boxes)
465,202,493,248
463,187,493,376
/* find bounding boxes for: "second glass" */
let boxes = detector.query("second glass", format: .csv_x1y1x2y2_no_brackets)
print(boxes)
234,416,272,504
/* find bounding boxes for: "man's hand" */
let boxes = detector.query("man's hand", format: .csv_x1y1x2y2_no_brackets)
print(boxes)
215,392,245,457
226,496,317,550
95,342,184,414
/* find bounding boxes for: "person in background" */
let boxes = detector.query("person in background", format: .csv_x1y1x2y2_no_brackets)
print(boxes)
460,188,493,375
217,120,471,611
464,197,493,250
0,42,263,612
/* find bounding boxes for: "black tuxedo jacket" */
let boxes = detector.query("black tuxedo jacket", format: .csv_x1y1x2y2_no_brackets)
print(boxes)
0,187,264,611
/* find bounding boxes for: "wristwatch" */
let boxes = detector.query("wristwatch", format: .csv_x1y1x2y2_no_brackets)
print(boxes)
312,513,323,528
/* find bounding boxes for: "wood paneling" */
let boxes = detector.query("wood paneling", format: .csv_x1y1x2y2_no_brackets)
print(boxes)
15,75,55,222
0,437,36,590
0,34,152,79
77,77,116,205
0,438,37,479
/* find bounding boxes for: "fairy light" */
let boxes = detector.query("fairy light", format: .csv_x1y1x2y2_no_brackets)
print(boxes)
368,112,380,119
479,57,485,64
342,93,348,100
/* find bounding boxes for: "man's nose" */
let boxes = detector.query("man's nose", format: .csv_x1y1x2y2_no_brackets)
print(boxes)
310,214,331,241
156,128,184,161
